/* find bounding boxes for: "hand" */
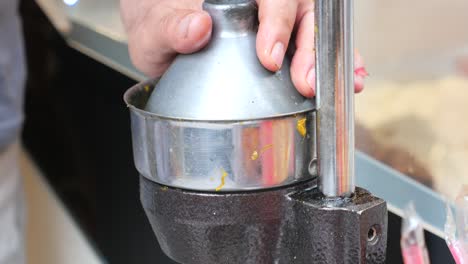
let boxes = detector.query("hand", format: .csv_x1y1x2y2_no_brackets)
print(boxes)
120,0,367,97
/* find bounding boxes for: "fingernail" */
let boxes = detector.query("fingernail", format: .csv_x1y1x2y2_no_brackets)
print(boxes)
193,26,212,49
178,13,197,39
355,67,369,78
306,68,316,94
271,42,285,69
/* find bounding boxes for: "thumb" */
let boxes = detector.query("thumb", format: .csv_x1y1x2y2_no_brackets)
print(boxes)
124,3,212,77
161,9,212,54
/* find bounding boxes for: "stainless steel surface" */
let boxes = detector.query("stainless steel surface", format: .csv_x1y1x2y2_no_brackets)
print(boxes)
125,80,316,191
144,0,314,121
126,0,316,191
315,0,355,197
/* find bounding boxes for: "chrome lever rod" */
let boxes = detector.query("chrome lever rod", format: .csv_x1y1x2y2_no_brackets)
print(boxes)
315,0,355,197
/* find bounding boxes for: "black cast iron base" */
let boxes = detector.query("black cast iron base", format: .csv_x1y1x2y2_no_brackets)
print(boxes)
140,176,387,264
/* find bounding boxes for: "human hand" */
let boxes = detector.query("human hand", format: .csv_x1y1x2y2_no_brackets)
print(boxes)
120,0,367,97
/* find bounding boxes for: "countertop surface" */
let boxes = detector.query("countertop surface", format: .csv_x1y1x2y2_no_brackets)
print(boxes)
21,148,102,264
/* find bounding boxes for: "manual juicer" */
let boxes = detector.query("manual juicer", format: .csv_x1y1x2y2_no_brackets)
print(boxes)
124,0,388,263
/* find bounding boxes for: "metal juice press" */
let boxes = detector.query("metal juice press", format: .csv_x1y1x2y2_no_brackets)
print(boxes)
124,0,388,263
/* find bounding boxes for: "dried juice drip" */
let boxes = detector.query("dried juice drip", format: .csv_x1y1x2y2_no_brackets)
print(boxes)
251,150,259,160
251,144,273,161
296,118,307,137
215,169,228,191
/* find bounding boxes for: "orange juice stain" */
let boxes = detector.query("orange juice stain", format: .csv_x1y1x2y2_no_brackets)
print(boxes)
296,118,307,137
262,144,273,152
215,169,228,191
251,144,273,161
251,150,259,161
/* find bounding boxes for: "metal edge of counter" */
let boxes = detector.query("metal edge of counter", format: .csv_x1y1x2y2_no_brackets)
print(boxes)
356,151,446,238
67,21,146,82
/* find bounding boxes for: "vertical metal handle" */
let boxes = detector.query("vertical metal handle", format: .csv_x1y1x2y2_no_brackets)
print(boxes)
315,0,355,197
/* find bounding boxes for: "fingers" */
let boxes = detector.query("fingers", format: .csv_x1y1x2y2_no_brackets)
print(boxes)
291,2,368,97
290,2,315,97
256,0,299,72
122,0,211,77
354,52,367,93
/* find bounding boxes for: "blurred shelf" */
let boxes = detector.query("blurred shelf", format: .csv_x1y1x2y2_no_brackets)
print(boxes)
36,0,145,81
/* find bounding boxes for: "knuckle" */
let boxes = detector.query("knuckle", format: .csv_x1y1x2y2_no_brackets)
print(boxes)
159,12,174,37
280,15,295,31
128,40,147,71
128,34,169,77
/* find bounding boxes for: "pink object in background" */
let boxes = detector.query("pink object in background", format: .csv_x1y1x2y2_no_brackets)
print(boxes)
402,245,431,264
401,202,431,264
448,241,467,264
445,186,468,264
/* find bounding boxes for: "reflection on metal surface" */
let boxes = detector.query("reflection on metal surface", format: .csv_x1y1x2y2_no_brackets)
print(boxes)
124,80,316,192
63,0,79,6
315,0,355,197
144,0,314,121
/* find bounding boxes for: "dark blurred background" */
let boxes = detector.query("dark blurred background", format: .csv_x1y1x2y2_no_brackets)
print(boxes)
19,0,175,263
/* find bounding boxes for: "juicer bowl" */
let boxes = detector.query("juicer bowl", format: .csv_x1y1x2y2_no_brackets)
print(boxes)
124,79,317,192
